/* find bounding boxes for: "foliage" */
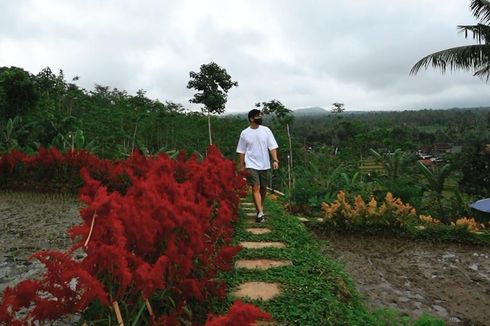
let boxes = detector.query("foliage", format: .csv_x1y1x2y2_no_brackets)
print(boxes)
321,191,417,231
411,0,490,80
318,191,490,244
187,62,238,116
256,99,294,128
0,66,38,119
331,102,345,114
187,62,238,145
459,143,490,197
0,146,273,325
416,162,454,221
369,148,413,182
217,196,444,325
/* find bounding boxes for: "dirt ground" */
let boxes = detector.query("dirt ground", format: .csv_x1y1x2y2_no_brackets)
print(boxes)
0,191,81,293
318,232,490,325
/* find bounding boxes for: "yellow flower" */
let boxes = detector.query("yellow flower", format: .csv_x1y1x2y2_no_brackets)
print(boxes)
453,217,480,232
419,214,441,225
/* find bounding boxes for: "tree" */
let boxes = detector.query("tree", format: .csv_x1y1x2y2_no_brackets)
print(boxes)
256,100,295,191
331,102,345,114
0,66,38,119
187,62,238,145
411,0,490,81
459,143,490,197
417,162,454,221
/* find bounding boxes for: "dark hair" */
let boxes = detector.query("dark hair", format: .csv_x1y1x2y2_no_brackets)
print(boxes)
248,109,261,122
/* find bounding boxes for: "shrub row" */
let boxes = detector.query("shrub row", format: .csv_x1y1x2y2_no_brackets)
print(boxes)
0,147,270,325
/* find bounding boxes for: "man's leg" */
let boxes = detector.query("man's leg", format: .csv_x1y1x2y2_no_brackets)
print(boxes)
258,169,270,214
252,184,263,215
247,169,263,215
259,186,267,211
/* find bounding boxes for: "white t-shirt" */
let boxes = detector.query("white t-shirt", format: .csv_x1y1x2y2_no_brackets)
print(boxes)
236,126,278,170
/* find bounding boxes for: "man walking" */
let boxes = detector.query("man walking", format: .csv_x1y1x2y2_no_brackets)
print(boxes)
236,109,279,222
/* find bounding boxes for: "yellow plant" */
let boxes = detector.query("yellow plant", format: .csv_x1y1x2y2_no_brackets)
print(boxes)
419,214,441,225
452,217,483,232
321,191,417,227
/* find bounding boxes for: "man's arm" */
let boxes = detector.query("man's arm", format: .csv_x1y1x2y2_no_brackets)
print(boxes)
270,148,279,170
238,153,245,171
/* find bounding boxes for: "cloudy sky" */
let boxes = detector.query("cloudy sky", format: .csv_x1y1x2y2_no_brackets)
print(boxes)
1,0,489,112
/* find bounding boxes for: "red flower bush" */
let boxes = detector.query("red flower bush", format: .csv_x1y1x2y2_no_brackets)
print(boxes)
205,301,271,326
0,145,251,325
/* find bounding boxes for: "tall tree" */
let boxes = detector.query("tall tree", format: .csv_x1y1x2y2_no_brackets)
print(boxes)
256,100,295,190
411,0,490,81
331,102,345,114
187,62,238,145
0,67,38,119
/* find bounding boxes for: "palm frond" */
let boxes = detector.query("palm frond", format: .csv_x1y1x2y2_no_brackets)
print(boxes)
410,44,490,79
475,63,490,79
471,0,490,23
457,23,490,43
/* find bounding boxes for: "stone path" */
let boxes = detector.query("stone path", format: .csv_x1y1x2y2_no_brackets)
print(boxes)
231,199,292,325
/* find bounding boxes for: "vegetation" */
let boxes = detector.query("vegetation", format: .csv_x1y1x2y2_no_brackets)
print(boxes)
187,62,238,145
411,0,490,80
0,64,488,225
215,196,445,325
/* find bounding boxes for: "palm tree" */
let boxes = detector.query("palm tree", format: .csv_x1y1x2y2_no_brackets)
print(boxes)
410,0,490,81
417,162,454,221
369,148,410,182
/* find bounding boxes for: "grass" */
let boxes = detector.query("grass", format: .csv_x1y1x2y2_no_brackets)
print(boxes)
212,196,445,325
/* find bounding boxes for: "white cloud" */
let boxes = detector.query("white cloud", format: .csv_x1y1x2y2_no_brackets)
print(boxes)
0,0,489,112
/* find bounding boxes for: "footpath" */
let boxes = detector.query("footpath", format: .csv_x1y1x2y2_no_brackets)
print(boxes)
224,195,370,326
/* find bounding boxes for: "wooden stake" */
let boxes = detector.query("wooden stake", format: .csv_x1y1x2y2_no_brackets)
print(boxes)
112,301,124,326
84,211,97,248
145,299,155,318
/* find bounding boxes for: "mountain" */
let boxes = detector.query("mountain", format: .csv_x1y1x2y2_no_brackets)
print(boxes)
292,107,329,116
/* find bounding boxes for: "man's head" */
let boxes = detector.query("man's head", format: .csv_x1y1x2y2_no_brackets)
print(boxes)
248,109,263,124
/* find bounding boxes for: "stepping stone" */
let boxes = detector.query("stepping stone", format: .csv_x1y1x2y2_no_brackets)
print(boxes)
232,282,281,301
298,217,309,222
239,242,286,249
245,212,258,217
317,218,324,222
245,228,272,235
235,259,293,270
241,202,254,206
254,321,277,326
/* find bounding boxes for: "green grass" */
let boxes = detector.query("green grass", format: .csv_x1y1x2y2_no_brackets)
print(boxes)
212,197,445,325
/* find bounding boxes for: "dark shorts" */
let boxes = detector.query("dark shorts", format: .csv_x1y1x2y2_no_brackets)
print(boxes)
246,168,270,187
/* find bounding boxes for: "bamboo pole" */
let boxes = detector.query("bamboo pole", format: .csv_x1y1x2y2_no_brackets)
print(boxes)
145,299,155,320
112,301,125,326
84,211,97,248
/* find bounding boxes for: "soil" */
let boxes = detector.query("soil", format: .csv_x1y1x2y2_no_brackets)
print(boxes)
0,191,81,293
318,232,490,325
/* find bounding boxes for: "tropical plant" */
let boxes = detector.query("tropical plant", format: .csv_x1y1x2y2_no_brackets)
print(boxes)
417,161,454,221
187,62,238,145
411,0,490,81
0,116,32,152
369,148,411,182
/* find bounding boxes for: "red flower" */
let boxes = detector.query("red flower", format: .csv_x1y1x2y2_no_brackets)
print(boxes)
205,301,271,326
